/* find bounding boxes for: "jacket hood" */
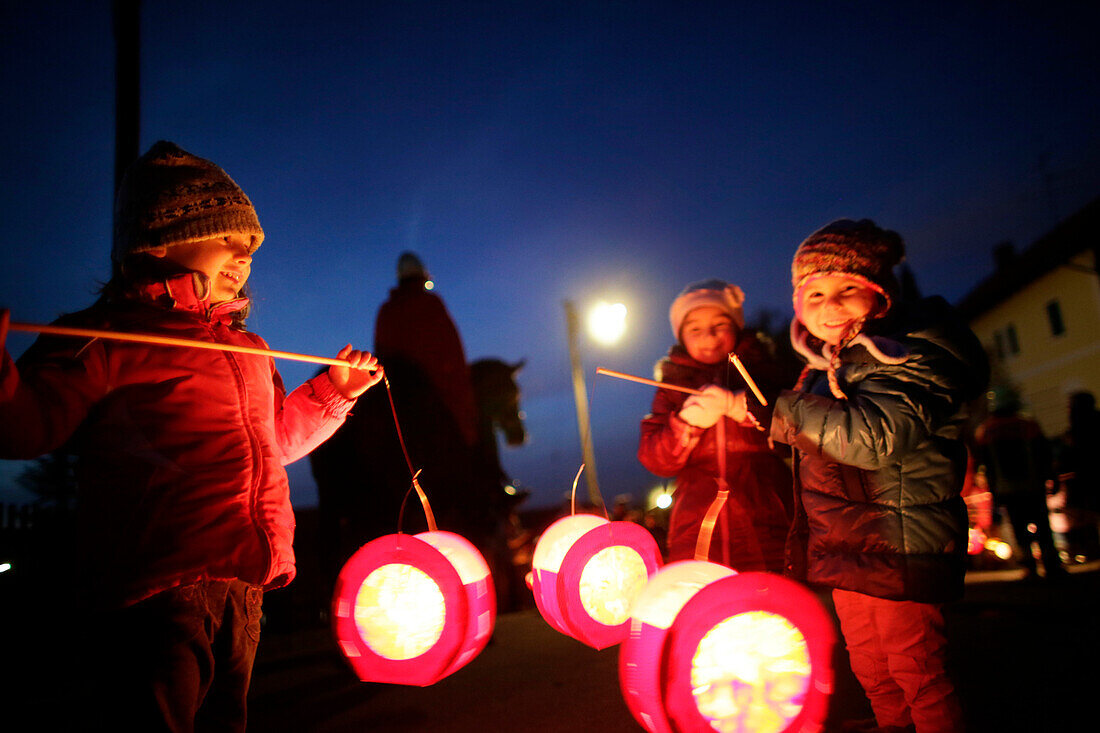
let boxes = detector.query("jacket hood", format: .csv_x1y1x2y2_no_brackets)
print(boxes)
793,296,988,402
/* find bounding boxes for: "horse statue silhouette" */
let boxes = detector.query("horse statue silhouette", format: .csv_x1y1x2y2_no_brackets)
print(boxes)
309,357,527,608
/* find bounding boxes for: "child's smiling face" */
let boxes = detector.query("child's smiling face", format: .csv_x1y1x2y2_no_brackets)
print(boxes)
149,234,253,303
798,274,880,345
681,305,736,364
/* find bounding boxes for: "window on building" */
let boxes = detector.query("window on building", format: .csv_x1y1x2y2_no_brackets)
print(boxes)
1046,300,1065,336
993,331,1005,361
1006,324,1020,355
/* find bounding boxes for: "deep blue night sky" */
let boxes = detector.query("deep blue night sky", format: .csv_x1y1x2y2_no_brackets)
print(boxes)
3,1,1099,509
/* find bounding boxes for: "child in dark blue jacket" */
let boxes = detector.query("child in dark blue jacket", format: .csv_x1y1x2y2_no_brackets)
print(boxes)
768,219,988,733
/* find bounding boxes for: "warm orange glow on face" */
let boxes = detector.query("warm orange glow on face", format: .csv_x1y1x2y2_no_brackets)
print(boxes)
354,563,446,660
690,611,812,733
578,545,649,625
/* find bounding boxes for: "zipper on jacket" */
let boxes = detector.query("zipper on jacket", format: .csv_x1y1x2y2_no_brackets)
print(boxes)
207,317,273,578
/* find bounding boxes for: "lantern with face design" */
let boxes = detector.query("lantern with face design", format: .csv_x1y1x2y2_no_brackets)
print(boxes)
620,562,835,733
531,513,663,649
332,530,495,686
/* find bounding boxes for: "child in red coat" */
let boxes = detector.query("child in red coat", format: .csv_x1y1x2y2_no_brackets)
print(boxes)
638,279,793,571
0,141,381,731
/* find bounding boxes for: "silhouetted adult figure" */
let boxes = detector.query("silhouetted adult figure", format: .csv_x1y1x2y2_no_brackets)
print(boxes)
975,388,1066,579
374,252,479,447
1057,391,1100,561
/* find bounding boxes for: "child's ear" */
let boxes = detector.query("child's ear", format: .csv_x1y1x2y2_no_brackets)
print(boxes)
146,245,168,258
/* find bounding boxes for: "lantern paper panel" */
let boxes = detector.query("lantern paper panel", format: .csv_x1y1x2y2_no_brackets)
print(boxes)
531,514,606,636
619,561,736,733
531,514,663,649
332,531,495,686
620,565,836,733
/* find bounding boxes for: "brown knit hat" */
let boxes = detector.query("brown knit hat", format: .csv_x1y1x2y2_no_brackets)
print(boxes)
791,218,905,317
112,141,264,265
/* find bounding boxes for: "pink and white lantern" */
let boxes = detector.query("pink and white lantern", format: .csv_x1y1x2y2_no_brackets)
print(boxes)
620,562,836,733
332,530,495,686
531,513,663,650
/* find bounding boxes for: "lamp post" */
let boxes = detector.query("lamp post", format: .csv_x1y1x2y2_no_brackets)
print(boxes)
564,299,627,507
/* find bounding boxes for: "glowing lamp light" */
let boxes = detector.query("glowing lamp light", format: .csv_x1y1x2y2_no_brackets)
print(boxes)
587,301,627,345
332,531,495,686
531,514,663,649
620,562,836,733
986,537,1014,561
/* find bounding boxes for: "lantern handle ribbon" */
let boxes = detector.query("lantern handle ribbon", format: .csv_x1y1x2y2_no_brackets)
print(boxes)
380,372,439,533
695,417,729,562
567,463,610,521
397,469,438,533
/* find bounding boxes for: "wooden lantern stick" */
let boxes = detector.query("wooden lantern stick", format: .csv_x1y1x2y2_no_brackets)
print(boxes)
594,367,702,396
8,321,376,371
728,353,768,406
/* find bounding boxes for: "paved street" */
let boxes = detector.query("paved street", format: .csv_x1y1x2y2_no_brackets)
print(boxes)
247,563,1100,732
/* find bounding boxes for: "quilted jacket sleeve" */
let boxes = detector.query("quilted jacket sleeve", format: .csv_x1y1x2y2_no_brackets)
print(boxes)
0,335,109,459
770,339,974,471
273,369,356,466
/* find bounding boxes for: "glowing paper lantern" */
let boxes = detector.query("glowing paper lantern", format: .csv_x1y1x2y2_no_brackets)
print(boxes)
531,514,663,649
332,531,495,686
620,562,836,733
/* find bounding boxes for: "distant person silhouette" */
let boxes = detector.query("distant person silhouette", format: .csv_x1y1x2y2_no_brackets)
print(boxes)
975,387,1066,579
374,252,478,447
1055,391,1100,561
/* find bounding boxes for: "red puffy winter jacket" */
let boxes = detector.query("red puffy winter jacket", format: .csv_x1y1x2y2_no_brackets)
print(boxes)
638,334,793,571
0,274,354,608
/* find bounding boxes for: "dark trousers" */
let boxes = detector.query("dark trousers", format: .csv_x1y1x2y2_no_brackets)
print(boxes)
1001,493,1062,575
77,579,264,733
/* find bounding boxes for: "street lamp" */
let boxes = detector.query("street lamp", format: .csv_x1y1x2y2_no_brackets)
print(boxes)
564,299,627,507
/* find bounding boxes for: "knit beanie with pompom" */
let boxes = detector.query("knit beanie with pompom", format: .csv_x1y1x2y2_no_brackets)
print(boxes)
668,278,746,340
112,141,264,266
791,218,905,320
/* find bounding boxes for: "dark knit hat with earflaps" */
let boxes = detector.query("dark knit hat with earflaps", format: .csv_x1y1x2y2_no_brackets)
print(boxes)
112,141,264,265
790,219,907,400
791,218,905,317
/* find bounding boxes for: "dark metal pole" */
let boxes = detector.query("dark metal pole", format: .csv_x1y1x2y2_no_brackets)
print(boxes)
113,0,140,196
564,300,601,506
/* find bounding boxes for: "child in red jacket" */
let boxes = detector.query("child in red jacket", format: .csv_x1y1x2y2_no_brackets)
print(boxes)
638,279,793,570
0,141,381,731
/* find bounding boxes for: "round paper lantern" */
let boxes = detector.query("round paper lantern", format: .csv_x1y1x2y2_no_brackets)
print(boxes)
531,514,663,649
332,530,495,686
620,562,836,733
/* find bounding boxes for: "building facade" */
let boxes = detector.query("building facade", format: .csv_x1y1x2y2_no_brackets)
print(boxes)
958,198,1100,438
